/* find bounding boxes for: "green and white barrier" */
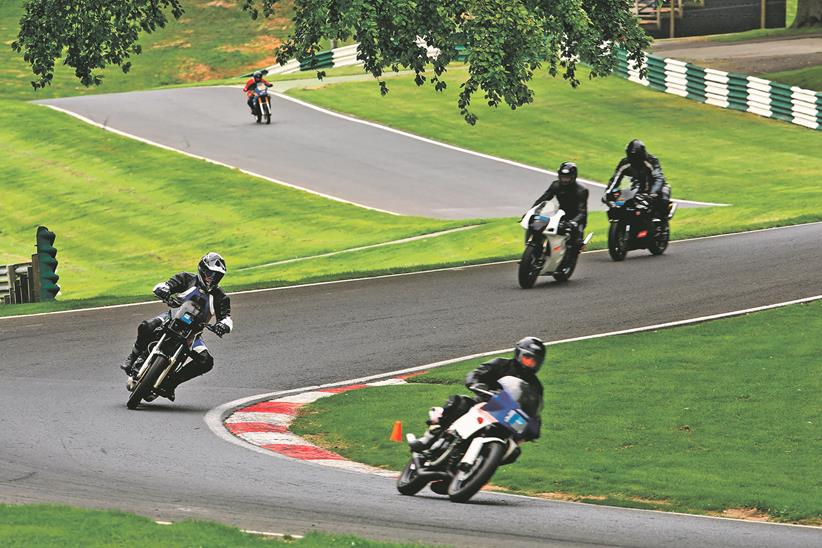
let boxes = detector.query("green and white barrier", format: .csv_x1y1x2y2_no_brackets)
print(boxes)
615,49,821,130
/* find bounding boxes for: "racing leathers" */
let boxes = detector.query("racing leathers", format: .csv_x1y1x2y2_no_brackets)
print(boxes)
122,272,232,395
605,154,672,225
244,77,272,112
532,180,589,248
429,357,544,443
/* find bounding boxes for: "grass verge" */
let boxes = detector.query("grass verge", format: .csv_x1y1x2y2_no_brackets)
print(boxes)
0,504,433,547
762,66,822,91
0,97,515,313
292,301,822,524
287,66,822,237
0,1,295,100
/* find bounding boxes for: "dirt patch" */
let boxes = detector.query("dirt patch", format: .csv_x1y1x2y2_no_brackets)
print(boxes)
152,38,192,50
218,35,282,54
718,508,771,521
630,496,670,506
178,60,219,82
535,491,607,502
205,0,234,7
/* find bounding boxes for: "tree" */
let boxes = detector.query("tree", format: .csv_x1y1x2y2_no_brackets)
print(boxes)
13,0,649,124
792,0,822,27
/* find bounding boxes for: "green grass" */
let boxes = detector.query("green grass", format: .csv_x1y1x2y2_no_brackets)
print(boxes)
292,301,822,523
0,1,296,100
0,504,433,547
288,67,822,236
762,66,822,91
1,97,525,312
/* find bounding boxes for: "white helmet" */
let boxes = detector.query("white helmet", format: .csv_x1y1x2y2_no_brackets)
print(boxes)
197,252,226,290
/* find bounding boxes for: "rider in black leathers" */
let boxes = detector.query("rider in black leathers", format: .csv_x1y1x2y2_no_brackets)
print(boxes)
604,139,672,227
409,337,545,452
120,252,232,401
532,162,588,249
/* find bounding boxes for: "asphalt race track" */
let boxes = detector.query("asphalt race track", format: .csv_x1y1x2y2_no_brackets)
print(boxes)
38,87,718,219
2,218,822,546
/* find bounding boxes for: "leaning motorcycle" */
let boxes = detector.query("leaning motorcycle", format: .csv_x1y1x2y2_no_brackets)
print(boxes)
252,81,272,125
518,199,593,289
605,187,677,261
126,290,222,410
397,377,537,503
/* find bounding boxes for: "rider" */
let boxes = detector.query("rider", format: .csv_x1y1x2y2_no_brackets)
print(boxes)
120,252,233,401
409,337,546,452
244,70,273,115
604,139,672,227
532,162,588,250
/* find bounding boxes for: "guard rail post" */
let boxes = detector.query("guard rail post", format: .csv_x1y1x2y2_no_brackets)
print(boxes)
0,265,10,304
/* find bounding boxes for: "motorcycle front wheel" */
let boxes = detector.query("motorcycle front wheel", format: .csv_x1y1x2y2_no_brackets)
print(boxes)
264,98,272,125
447,440,506,503
517,245,541,289
608,222,628,262
127,355,167,410
397,457,429,495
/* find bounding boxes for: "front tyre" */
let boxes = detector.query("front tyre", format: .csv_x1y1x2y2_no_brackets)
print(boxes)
447,440,506,503
608,222,628,262
126,355,167,410
264,98,272,125
396,457,429,496
518,245,541,289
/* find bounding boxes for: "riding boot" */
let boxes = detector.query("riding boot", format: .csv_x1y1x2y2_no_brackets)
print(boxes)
120,346,140,375
409,425,441,452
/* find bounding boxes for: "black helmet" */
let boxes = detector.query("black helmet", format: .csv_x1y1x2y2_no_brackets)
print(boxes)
626,139,647,167
514,336,546,373
253,70,263,81
557,161,577,186
197,252,227,290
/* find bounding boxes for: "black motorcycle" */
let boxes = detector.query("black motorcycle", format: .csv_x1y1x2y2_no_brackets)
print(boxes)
605,187,677,261
126,290,222,410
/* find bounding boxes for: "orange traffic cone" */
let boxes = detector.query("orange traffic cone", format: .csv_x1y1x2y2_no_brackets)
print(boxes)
389,420,403,442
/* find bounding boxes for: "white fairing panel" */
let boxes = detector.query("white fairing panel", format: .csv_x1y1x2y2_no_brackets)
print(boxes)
450,404,495,439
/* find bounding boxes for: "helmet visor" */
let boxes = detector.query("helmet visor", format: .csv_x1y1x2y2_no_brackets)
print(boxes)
519,354,538,368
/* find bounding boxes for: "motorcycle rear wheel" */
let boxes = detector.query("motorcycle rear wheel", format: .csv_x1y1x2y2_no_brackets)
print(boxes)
447,440,506,503
608,222,628,262
126,355,167,410
649,225,669,255
517,245,541,289
397,457,429,495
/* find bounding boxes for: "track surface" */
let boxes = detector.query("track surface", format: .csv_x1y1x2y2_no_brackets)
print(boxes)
39,87,718,219
2,224,822,547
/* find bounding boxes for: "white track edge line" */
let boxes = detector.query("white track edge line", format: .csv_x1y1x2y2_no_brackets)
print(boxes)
238,225,479,271
3,219,821,321
39,104,400,216
275,93,728,208
154,521,304,538
206,293,822,530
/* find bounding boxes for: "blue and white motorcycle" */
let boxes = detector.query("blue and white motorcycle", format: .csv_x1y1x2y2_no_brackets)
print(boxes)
398,377,537,503
252,81,272,125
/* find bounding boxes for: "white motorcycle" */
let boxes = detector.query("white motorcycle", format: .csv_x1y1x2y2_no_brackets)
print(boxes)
397,377,538,503
518,199,593,288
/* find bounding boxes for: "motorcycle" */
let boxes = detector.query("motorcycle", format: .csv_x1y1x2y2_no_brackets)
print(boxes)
518,199,593,289
126,289,222,410
397,377,538,503
252,81,272,125
604,187,677,261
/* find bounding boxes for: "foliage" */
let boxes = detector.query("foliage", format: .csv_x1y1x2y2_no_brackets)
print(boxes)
11,0,650,123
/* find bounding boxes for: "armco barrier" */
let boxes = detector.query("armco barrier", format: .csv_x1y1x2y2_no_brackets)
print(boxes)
615,49,820,130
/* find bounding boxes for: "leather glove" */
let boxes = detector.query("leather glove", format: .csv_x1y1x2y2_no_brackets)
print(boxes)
212,322,230,337
153,285,171,301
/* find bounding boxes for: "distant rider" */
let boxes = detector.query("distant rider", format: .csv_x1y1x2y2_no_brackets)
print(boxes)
244,70,273,115
120,252,233,401
604,139,672,227
532,162,588,250
410,337,546,453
